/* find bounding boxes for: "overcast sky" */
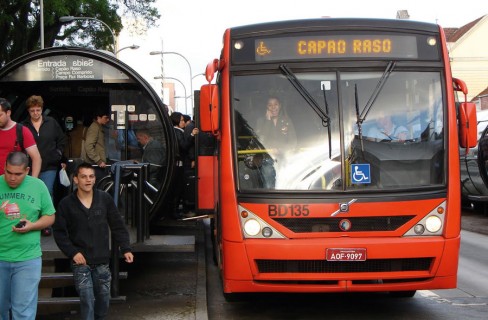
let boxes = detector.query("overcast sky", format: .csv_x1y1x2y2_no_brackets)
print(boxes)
116,0,487,111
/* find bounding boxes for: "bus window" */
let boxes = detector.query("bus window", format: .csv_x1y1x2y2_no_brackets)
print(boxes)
233,73,340,191
344,71,444,189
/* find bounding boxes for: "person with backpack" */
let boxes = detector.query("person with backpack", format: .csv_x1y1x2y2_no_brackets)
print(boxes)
0,98,42,177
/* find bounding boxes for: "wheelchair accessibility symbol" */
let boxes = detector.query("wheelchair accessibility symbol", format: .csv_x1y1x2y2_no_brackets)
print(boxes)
351,164,371,184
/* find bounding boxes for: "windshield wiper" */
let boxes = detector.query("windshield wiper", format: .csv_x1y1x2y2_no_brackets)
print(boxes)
280,64,332,158
354,84,365,152
358,61,396,122
279,64,330,124
321,83,332,159
355,61,396,151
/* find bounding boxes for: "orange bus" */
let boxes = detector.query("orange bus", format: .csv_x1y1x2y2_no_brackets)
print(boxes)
197,18,477,300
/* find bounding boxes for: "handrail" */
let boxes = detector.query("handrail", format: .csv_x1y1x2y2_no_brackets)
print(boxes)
109,162,150,298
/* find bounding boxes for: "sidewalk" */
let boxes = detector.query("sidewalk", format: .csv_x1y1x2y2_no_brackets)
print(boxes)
461,208,488,236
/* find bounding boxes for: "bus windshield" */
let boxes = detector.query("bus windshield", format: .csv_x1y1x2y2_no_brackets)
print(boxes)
233,70,444,191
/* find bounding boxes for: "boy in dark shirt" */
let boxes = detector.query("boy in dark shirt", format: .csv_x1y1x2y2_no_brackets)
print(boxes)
53,162,134,319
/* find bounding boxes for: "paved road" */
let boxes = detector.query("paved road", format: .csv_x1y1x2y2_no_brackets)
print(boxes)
461,207,488,235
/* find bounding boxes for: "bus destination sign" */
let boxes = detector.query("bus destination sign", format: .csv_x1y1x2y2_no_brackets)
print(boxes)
254,35,419,61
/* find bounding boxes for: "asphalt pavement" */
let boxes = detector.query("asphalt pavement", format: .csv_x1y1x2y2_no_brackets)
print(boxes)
461,207,488,236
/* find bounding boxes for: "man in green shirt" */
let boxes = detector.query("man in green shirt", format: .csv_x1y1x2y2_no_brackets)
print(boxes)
0,151,55,319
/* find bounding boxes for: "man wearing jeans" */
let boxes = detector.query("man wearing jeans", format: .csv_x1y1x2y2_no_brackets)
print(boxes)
0,152,55,319
53,162,133,319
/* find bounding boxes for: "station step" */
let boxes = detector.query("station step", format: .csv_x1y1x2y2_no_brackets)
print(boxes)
40,272,128,288
130,234,195,252
42,234,195,259
38,295,126,305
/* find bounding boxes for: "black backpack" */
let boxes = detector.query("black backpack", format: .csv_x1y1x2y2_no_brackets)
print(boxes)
14,123,25,152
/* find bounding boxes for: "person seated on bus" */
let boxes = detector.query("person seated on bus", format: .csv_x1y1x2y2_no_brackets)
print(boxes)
366,113,410,142
255,96,297,188
135,129,166,189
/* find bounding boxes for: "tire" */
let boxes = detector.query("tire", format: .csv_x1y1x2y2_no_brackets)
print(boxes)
96,175,115,194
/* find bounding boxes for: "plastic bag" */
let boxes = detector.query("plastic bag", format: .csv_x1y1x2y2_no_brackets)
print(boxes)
59,168,71,187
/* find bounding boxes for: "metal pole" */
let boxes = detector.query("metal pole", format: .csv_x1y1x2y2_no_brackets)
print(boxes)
115,44,140,58
111,164,121,298
40,0,44,49
87,17,116,53
59,16,116,53
160,40,164,104
154,76,188,113
137,166,145,242
166,52,194,110
150,51,193,111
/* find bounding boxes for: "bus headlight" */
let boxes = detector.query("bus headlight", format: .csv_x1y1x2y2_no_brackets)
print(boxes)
238,205,286,239
262,227,273,238
425,216,442,233
403,201,446,237
244,219,261,236
413,224,425,235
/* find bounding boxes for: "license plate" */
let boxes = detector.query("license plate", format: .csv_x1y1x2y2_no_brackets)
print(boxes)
326,248,367,261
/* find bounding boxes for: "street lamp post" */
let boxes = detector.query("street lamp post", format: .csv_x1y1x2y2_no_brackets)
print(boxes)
116,44,140,54
154,76,188,114
40,0,44,49
192,73,205,80
149,51,194,110
115,44,140,57
59,16,116,53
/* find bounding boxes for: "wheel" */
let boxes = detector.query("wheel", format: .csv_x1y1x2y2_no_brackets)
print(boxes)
96,175,115,194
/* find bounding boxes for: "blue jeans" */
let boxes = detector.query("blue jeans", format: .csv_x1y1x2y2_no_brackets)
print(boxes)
39,169,57,197
0,257,42,320
72,263,112,320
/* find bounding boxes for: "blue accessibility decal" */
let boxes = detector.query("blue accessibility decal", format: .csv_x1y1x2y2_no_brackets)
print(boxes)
351,164,371,184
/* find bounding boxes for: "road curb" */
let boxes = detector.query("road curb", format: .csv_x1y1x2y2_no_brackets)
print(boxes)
195,220,208,320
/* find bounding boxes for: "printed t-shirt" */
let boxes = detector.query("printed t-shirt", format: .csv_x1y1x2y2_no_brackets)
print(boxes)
0,175,55,262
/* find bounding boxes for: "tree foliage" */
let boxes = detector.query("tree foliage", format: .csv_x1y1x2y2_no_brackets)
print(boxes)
0,0,160,67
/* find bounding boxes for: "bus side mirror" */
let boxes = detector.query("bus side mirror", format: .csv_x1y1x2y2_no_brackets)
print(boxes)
199,84,220,134
459,102,477,149
453,77,468,96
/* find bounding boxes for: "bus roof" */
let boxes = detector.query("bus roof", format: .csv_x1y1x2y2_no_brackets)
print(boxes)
229,18,440,36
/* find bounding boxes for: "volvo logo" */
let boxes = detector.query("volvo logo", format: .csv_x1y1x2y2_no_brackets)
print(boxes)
331,199,358,216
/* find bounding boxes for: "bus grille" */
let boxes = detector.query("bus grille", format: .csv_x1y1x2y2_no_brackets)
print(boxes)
255,258,432,273
273,216,415,233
